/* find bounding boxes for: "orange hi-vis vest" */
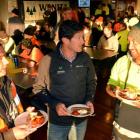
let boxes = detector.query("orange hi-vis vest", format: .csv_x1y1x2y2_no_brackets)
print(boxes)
0,76,23,132
19,47,44,64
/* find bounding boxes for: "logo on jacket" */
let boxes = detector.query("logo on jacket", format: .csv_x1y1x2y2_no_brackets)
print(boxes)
57,66,65,74
75,65,84,68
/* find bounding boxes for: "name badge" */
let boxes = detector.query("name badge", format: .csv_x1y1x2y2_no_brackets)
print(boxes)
57,70,65,74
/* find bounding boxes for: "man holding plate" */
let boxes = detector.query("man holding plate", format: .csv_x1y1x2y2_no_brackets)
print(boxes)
33,20,97,140
106,22,140,140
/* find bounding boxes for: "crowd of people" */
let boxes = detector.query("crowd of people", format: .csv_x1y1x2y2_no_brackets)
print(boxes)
0,2,140,140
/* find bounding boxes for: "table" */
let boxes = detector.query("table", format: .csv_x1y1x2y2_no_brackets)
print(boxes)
6,57,48,118
92,49,118,60
9,72,36,89
7,57,37,89
83,47,118,59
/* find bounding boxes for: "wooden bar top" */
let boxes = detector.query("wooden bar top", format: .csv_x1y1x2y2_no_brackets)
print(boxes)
83,46,118,60
92,49,118,60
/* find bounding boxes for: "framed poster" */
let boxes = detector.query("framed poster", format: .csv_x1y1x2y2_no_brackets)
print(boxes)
24,1,69,21
78,0,90,8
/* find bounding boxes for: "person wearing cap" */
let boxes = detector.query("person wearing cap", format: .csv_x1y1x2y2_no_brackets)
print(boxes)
23,25,41,47
106,22,140,140
0,44,36,140
17,38,44,67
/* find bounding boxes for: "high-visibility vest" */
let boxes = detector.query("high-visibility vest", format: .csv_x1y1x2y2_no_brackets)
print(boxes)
0,77,23,132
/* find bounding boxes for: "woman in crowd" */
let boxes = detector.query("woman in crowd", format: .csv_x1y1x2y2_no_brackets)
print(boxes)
97,25,119,52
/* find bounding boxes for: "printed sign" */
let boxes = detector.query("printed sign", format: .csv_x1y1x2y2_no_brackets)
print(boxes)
24,1,69,21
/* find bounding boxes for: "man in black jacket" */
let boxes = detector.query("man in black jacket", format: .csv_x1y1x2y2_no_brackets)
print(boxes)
33,20,97,140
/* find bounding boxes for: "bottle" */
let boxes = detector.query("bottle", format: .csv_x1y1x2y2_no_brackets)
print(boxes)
6,54,15,75
13,57,19,68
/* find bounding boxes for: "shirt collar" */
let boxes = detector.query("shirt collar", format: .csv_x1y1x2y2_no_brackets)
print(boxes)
59,46,76,63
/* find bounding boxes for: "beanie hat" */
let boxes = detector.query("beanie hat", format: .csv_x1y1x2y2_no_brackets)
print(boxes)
128,22,140,44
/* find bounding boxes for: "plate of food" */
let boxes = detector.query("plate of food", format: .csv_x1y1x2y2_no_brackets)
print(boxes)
14,109,48,129
116,89,140,105
67,104,94,117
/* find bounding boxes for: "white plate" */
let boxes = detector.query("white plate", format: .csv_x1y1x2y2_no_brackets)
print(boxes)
67,104,94,118
14,110,48,129
116,91,140,105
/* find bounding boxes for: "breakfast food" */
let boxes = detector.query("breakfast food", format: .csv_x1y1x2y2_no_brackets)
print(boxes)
27,108,45,128
118,90,140,100
71,107,91,116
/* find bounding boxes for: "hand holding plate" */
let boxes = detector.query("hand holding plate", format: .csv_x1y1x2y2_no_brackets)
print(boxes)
12,124,37,139
67,104,94,117
56,103,68,116
86,101,94,114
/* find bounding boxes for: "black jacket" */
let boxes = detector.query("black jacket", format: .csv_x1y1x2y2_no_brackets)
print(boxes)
48,45,97,125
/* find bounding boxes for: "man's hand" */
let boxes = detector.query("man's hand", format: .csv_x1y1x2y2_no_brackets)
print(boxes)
12,124,37,139
106,84,117,98
86,101,94,113
56,103,68,116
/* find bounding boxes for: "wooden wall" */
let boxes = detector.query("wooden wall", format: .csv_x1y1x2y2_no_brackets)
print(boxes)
0,0,8,29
